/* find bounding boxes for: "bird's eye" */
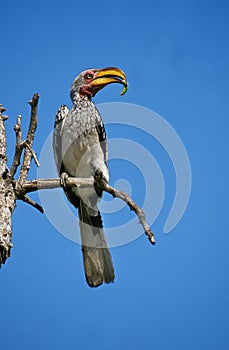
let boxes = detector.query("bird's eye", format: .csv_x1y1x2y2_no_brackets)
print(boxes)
85,73,93,80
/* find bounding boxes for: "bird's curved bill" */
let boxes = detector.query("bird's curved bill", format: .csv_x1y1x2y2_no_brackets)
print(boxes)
90,67,128,96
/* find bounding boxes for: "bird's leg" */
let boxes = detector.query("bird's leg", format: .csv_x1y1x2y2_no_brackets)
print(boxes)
60,172,69,189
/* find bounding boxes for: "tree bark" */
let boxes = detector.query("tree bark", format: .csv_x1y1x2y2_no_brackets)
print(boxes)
0,106,15,266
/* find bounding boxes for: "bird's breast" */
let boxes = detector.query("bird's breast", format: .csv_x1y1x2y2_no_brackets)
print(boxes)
61,108,109,182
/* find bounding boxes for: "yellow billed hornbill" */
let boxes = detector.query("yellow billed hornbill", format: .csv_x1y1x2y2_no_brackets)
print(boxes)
53,67,128,287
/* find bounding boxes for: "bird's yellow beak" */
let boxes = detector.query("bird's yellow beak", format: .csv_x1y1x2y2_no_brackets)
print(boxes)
90,67,128,96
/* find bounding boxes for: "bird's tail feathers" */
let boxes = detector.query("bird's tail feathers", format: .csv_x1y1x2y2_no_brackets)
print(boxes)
78,200,114,287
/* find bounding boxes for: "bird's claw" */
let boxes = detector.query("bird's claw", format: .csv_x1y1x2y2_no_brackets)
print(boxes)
60,172,69,189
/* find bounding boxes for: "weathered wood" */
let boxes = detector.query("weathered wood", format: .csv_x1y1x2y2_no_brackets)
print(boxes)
18,94,39,184
0,106,16,266
18,174,156,245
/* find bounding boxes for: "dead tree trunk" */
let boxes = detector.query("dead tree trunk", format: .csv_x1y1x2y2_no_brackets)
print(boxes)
0,95,155,268
0,106,15,265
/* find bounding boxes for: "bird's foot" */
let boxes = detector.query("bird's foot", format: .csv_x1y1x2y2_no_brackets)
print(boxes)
60,172,69,189
94,170,107,190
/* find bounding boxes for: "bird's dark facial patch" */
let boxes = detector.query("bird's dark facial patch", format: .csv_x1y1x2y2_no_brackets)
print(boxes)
79,84,94,97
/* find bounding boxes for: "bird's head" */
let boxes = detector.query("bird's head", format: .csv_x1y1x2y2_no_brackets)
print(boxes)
70,67,128,100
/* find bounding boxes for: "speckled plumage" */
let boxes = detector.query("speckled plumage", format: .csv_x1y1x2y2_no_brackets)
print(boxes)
53,85,114,287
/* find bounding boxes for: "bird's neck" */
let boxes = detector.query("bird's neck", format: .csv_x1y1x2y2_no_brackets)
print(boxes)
70,91,92,104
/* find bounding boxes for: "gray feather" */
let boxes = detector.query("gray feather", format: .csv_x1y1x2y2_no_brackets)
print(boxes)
79,200,114,287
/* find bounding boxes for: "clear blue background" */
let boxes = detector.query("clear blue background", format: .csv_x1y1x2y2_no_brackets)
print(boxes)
0,1,228,349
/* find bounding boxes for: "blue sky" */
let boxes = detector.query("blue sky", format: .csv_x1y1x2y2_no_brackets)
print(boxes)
0,0,228,349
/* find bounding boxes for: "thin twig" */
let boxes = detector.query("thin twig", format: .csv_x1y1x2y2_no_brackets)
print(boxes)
9,115,24,178
18,195,44,214
104,182,156,245
24,141,40,167
14,115,22,144
10,113,40,180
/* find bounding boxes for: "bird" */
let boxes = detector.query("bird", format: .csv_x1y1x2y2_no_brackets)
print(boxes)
53,67,128,287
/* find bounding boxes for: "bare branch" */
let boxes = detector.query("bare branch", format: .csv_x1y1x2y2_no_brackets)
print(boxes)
9,115,24,178
10,114,40,180
18,195,44,214
103,182,156,245
24,141,40,167
20,177,93,193
17,176,156,245
18,93,39,184
14,115,23,144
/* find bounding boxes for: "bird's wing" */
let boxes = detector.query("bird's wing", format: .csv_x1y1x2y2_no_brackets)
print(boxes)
53,105,69,174
53,104,80,208
95,107,108,166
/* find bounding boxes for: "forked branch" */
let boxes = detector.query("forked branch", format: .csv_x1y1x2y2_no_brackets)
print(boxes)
18,176,156,245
